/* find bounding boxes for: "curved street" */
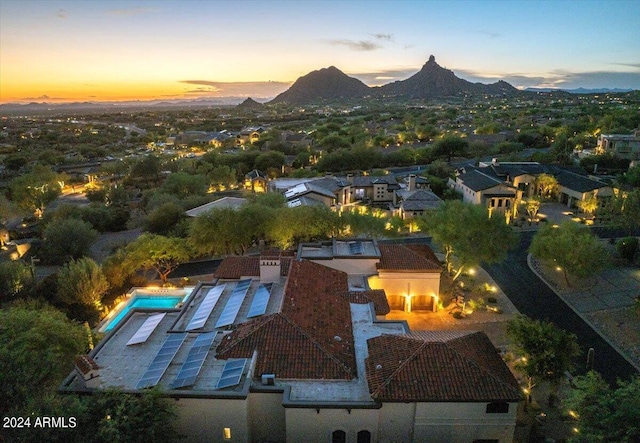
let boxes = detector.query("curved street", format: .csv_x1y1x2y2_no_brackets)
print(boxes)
484,230,638,385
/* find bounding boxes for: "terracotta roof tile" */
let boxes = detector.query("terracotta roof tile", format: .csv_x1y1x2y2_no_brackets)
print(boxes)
216,314,353,379
213,257,259,279
366,332,521,402
405,244,442,266
345,290,390,315
377,244,441,272
216,260,356,380
74,355,99,375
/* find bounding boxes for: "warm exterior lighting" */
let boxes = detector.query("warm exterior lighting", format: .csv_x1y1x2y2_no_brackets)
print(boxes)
490,285,497,292
468,268,476,276
223,428,232,440
556,266,562,272
552,224,559,228
568,410,579,419
573,427,579,434
522,388,529,395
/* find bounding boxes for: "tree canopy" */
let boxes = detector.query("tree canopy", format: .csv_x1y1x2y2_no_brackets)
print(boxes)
507,314,580,395
0,301,88,416
41,218,99,264
56,257,109,309
0,260,33,301
530,222,609,286
8,165,65,216
565,371,640,443
418,200,518,280
122,234,191,284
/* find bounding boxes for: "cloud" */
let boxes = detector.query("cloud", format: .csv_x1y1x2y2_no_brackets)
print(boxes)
326,39,382,51
351,68,418,86
178,80,291,97
105,7,159,16
455,68,640,90
20,95,69,102
611,62,640,69
56,9,67,19
477,30,501,39
371,33,393,41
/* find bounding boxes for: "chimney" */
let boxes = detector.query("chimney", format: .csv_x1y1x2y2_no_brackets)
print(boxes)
491,158,499,166
346,173,354,184
408,174,416,191
260,256,281,283
75,355,100,388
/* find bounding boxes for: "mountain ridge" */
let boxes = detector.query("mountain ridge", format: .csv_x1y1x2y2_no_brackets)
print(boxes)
269,55,520,105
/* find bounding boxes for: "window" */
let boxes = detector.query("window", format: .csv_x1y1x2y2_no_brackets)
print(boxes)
331,430,346,443
486,402,509,413
497,199,503,208
357,430,372,443
223,428,232,440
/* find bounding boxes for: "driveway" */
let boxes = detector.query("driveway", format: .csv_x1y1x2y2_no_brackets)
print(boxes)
484,230,638,384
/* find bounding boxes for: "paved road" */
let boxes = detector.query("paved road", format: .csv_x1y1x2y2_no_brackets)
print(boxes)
484,230,638,385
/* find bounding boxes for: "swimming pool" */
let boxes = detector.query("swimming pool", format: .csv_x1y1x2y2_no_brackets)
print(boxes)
101,287,193,332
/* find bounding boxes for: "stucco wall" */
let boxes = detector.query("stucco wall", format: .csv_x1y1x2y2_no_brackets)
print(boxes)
413,402,517,443
378,402,415,442
285,408,379,443
249,392,286,442
174,397,249,443
369,271,440,297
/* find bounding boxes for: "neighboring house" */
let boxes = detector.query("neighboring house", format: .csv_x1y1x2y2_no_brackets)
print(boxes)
185,197,247,217
236,126,267,146
60,254,519,443
395,188,444,219
244,169,268,193
554,169,613,208
350,175,399,203
451,161,614,212
450,168,519,220
596,131,640,160
282,131,313,149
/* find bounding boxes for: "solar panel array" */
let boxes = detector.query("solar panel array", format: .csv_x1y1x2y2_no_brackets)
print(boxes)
126,313,166,346
171,331,217,389
216,359,247,389
246,283,273,318
349,241,364,255
136,333,186,389
186,284,226,331
214,279,251,328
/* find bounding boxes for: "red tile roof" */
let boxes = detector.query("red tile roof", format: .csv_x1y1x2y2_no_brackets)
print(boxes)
405,244,442,266
216,260,356,380
377,244,442,273
212,257,260,279
74,355,99,375
345,290,390,315
366,332,521,402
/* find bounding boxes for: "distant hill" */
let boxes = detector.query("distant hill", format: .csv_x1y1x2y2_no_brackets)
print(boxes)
267,56,520,105
525,87,635,94
377,55,519,99
268,66,371,105
237,97,265,109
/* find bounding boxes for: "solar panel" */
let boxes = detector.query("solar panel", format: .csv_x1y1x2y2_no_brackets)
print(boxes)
216,358,247,389
127,313,166,346
186,284,226,331
214,279,251,328
349,241,364,255
247,283,273,318
136,333,186,389
171,332,217,389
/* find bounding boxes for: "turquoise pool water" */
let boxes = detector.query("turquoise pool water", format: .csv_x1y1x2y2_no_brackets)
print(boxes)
104,295,184,332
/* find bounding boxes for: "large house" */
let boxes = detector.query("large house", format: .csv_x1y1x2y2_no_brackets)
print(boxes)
270,173,443,216
450,160,614,214
61,251,521,443
596,131,640,161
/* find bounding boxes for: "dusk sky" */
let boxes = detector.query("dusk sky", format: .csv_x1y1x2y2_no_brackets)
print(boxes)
1,0,639,103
